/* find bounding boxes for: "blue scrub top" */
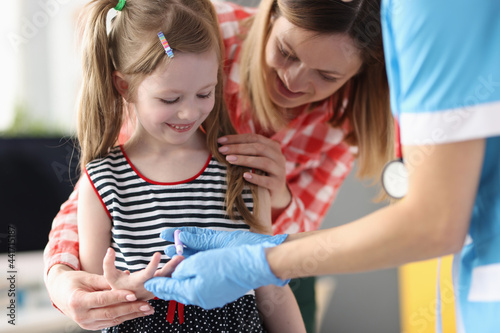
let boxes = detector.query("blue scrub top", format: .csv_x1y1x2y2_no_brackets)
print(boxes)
381,1,500,332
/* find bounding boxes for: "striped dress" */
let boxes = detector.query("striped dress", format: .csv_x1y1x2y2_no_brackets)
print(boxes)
85,146,266,333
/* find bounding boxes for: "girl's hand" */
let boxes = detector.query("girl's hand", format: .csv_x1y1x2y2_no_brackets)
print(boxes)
103,248,184,301
218,134,291,215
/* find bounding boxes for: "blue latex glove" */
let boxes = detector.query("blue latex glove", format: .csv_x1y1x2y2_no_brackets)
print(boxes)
162,227,288,258
145,242,288,309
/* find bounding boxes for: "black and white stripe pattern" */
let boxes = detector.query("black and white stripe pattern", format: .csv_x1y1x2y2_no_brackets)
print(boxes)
86,146,253,272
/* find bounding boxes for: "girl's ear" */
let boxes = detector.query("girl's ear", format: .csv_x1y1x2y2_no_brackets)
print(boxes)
113,71,129,100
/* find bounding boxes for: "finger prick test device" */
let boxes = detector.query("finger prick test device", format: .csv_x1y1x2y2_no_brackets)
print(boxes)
174,229,184,255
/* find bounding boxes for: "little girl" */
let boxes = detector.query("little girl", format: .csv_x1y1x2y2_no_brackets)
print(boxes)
75,0,305,332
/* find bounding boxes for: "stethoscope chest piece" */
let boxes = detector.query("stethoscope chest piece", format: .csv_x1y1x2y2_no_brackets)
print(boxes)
381,159,408,199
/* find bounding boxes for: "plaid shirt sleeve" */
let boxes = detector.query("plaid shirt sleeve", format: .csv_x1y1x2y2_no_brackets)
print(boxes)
270,108,356,235
213,0,256,68
43,181,81,278
272,140,355,235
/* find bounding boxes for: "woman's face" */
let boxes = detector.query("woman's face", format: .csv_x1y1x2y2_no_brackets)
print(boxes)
265,16,363,109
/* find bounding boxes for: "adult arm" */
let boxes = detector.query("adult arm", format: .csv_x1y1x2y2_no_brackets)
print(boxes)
43,183,81,274
145,139,483,308
268,139,483,278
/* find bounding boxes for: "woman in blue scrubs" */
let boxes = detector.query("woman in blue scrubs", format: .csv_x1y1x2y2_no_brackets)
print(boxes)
146,1,500,331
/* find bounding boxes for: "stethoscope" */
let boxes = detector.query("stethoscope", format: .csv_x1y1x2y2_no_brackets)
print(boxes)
381,117,409,199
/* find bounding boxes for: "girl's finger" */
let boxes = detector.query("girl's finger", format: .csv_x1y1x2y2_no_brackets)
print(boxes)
103,248,120,282
141,252,162,279
155,255,184,277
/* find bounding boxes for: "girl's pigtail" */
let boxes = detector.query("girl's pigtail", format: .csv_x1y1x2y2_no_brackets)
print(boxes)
203,2,264,232
204,70,262,232
77,0,124,171
208,117,262,233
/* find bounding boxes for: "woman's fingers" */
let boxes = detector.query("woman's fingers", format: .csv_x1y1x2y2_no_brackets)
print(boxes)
218,134,282,160
226,154,277,174
243,171,272,188
82,299,154,330
243,171,291,211
218,133,290,209
65,276,153,330
218,137,283,175
218,133,268,145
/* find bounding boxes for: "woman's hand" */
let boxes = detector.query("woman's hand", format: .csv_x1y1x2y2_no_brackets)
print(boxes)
162,227,288,258
45,264,154,330
103,248,184,301
145,243,289,309
218,134,292,215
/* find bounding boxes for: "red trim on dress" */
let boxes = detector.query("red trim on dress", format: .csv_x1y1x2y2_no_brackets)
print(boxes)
119,145,212,186
84,168,113,220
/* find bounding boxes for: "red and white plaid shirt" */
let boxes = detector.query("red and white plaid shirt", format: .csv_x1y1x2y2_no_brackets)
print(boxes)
44,1,355,275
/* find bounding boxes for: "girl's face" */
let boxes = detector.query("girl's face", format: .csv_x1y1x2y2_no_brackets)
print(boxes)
132,50,218,148
265,16,363,110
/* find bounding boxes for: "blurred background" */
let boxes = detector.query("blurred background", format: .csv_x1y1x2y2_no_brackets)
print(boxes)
0,1,453,332
1,1,87,332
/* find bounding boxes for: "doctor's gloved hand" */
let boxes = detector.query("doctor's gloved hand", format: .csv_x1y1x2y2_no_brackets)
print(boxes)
162,227,288,258
145,242,288,310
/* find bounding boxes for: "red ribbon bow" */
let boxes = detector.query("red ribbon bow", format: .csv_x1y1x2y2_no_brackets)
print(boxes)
152,298,185,324
166,300,184,324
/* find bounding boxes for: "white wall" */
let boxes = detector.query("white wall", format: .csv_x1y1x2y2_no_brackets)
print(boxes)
1,0,86,133
0,1,21,130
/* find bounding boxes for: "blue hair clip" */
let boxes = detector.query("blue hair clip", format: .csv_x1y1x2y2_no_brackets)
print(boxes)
157,32,174,58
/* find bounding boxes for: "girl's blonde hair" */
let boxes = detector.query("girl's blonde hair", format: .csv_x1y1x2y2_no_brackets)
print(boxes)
77,0,261,229
239,0,394,180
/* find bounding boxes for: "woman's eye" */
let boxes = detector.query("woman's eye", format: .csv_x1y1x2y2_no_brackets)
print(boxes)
161,97,179,104
278,44,289,57
319,73,339,82
278,44,298,61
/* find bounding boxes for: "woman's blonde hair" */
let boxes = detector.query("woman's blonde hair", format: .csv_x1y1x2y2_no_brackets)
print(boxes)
239,0,394,179
77,0,262,229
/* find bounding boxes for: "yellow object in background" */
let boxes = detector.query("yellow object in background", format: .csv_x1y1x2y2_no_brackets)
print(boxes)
399,256,457,333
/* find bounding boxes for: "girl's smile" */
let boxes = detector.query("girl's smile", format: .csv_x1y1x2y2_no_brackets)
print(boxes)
165,121,196,132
